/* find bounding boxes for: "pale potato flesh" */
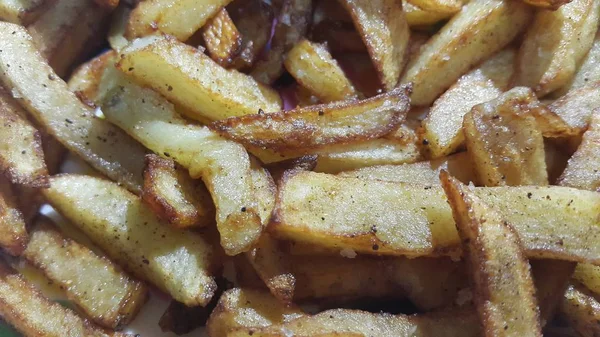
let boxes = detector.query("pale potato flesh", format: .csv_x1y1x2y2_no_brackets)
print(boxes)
42,175,218,307
548,82,600,132
555,30,600,96
558,113,600,190
560,285,600,337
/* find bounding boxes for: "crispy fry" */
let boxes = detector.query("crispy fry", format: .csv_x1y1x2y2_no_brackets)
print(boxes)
574,263,600,299
403,0,458,27
68,50,116,106
441,172,541,337
338,0,410,91
210,86,409,154
266,155,318,185
202,8,241,68
556,31,600,96
23,219,148,329
558,112,600,190
560,284,600,337
0,260,127,337
0,177,27,256
514,0,600,97
284,39,357,102
0,0,54,24
227,0,274,70
401,0,531,106
126,0,233,41
117,35,281,122
406,0,462,14
43,174,219,306
142,154,215,229
0,23,146,194
548,82,600,132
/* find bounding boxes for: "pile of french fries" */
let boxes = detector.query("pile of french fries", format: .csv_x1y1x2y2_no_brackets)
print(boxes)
2,0,600,336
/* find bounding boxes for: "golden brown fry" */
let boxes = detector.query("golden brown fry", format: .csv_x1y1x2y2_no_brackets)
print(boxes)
558,113,600,190
0,0,55,24
548,82,600,132
402,0,530,106
514,0,600,97
0,23,146,194
266,155,318,185
421,49,515,158
0,90,48,187
0,260,127,337
43,174,219,307
403,0,457,27
142,154,215,229
284,39,357,102
117,34,281,122
210,85,410,153
23,219,148,329
406,0,461,13
560,284,600,337
556,31,600,96
441,172,541,337
68,50,116,106
126,0,233,41
0,177,27,256
227,0,274,70
339,0,409,91
202,8,241,68
250,0,312,84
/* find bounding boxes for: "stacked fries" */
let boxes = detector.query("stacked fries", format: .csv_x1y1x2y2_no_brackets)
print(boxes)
1,0,600,336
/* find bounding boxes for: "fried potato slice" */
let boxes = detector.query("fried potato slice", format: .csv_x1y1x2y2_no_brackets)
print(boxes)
555,31,600,96
442,173,542,337
403,0,458,27
23,219,148,329
117,35,281,122
98,66,263,255
273,171,600,263
514,0,600,97
43,174,219,306
0,177,27,256
228,307,480,337
558,113,600,190
0,90,48,187
0,0,54,24
126,0,232,41
338,0,409,91
207,288,305,337
406,0,461,13
0,260,127,337
401,0,531,106
68,50,116,106
266,155,317,185
202,8,241,68
573,263,600,297
421,49,515,158
210,86,410,153
559,284,600,337
284,39,357,103
0,23,146,194
338,151,476,185
250,0,312,84
548,82,600,132
142,154,215,229
227,0,273,70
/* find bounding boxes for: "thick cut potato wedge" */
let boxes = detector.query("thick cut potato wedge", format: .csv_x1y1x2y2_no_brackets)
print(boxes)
401,0,531,106
210,86,410,153
42,174,219,307
227,0,273,70
442,173,541,337
0,23,146,194
0,0,54,24
560,284,600,337
207,288,305,337
99,67,263,255
548,82,600,132
0,260,126,337
0,90,48,187
556,31,600,96
23,220,148,329
284,39,357,102
338,0,410,91
117,35,281,122
338,151,476,185
250,0,312,84
514,0,600,97
558,113,600,190
421,49,515,158
228,308,480,337
403,0,458,27
202,8,241,68
68,50,116,107
0,177,27,256
126,0,232,41
142,154,215,229
273,171,600,263
406,0,461,14
574,263,600,297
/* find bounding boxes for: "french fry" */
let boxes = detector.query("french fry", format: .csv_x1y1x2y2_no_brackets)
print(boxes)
0,23,146,194
442,172,542,336
117,34,282,122
338,0,410,91
42,174,219,307
272,171,600,263
0,260,127,337
68,50,117,107
559,284,600,337
0,177,28,256
22,219,148,329
401,0,531,106
98,66,264,255
227,0,274,70
142,154,215,229
548,82,600,132
558,112,600,190
206,288,305,337
406,0,462,14
514,0,600,97
125,0,232,41
284,39,357,103
209,86,410,154
337,151,476,185
420,49,515,158
202,8,241,68
250,0,313,84
266,155,318,185
403,0,458,27
555,31,600,96
0,90,48,187
0,0,54,24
